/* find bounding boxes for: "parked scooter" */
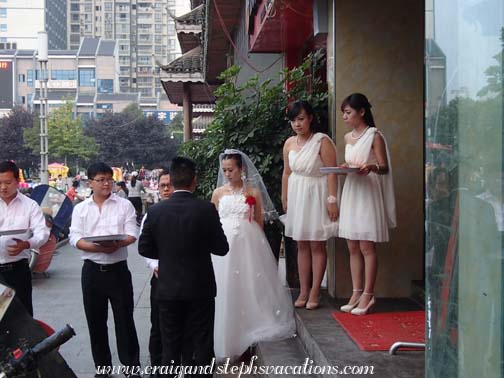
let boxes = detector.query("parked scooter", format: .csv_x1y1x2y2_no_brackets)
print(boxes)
28,185,73,275
0,284,76,378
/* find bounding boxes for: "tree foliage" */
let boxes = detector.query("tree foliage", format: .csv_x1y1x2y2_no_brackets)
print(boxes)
24,100,98,168
0,107,38,169
85,104,179,168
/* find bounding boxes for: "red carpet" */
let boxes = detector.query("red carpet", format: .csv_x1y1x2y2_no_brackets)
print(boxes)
332,310,425,351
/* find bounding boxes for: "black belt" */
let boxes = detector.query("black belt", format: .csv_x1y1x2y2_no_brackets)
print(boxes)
84,260,127,272
0,259,28,272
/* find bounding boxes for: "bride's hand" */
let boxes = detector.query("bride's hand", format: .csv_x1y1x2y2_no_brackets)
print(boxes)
282,197,287,212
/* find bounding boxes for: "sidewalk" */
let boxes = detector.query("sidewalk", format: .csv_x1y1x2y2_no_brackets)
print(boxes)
32,241,152,378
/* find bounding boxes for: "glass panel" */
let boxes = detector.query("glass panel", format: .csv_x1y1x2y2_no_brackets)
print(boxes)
425,0,504,377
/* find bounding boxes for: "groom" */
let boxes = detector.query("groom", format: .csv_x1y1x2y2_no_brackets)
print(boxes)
139,157,228,377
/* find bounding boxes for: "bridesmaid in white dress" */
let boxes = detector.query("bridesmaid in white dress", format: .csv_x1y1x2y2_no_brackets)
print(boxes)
282,100,339,310
211,150,295,362
338,93,396,315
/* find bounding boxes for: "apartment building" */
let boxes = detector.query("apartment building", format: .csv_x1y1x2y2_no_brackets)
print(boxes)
0,0,67,50
68,0,189,100
0,37,179,118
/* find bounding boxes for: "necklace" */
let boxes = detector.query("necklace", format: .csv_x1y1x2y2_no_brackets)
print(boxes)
296,133,313,147
228,184,244,195
351,126,369,140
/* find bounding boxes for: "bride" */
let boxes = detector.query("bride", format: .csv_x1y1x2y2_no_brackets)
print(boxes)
211,149,295,362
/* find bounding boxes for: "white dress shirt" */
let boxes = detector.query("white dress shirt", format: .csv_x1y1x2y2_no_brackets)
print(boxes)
140,213,158,272
69,193,138,264
0,191,50,264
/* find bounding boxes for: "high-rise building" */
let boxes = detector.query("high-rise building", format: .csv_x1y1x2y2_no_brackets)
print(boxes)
0,0,67,50
68,0,189,99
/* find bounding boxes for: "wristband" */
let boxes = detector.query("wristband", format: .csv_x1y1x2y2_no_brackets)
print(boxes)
327,195,337,204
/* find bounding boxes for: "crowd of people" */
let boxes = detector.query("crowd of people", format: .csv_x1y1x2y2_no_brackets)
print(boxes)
0,92,396,377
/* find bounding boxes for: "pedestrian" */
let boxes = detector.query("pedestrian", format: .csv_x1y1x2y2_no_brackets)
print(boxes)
281,100,339,310
127,172,145,225
69,162,141,378
338,93,396,315
141,168,173,376
66,180,85,204
139,157,228,377
0,161,50,315
115,181,128,199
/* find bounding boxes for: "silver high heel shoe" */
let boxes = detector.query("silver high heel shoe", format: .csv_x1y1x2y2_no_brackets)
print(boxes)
351,292,375,316
340,289,363,312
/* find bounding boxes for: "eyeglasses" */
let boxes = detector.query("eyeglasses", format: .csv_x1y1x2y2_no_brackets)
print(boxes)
159,184,172,189
92,178,114,185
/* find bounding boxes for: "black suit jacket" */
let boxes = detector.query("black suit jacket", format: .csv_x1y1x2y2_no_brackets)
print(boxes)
139,191,228,300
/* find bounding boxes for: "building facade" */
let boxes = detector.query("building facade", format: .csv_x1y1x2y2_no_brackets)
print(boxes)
0,0,67,50
67,0,189,100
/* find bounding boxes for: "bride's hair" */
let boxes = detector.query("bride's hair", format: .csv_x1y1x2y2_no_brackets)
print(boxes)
222,153,243,169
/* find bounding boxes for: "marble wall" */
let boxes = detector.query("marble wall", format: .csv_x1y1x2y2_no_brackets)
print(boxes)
332,0,424,297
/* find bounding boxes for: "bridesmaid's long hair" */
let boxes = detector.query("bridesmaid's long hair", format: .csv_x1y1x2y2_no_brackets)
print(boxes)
340,93,376,128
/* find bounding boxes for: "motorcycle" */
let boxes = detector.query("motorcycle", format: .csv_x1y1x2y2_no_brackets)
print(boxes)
0,284,76,378
28,185,73,275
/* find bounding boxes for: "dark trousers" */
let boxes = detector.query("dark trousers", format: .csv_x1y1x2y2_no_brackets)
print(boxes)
129,197,143,224
149,275,162,367
0,259,32,315
81,260,140,369
159,298,215,377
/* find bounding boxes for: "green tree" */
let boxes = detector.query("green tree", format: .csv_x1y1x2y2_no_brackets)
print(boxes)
85,104,179,167
0,107,38,169
24,100,98,167
477,27,504,97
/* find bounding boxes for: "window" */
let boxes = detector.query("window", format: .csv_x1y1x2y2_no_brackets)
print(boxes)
97,103,112,109
155,24,162,33
51,70,76,80
0,24,7,32
71,25,80,32
0,9,6,18
70,4,79,11
97,79,113,93
104,2,112,11
79,68,95,87
140,88,152,97
137,56,151,65
18,96,25,105
18,74,25,83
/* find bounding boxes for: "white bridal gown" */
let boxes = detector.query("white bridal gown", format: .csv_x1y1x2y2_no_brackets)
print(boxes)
212,192,295,361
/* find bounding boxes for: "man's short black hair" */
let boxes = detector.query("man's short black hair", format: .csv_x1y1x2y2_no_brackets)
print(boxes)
170,157,196,189
87,162,113,180
158,166,170,182
0,161,19,180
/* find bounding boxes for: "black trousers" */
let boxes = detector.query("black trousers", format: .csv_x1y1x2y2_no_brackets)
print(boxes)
81,260,140,369
0,259,32,315
158,298,215,377
149,275,162,367
129,197,143,223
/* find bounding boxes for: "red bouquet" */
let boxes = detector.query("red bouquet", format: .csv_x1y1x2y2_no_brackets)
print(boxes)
245,195,256,222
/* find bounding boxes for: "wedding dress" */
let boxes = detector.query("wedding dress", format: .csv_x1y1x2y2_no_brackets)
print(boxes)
212,192,295,361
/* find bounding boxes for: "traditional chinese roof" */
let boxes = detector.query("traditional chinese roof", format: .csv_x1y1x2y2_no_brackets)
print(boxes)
177,4,205,25
160,45,203,76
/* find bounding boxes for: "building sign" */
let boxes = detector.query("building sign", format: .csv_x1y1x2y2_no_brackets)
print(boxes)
143,110,180,124
0,61,13,109
35,80,78,89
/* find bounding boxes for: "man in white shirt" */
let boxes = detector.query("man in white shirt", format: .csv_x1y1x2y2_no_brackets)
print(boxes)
143,169,173,376
0,161,49,315
69,162,140,378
